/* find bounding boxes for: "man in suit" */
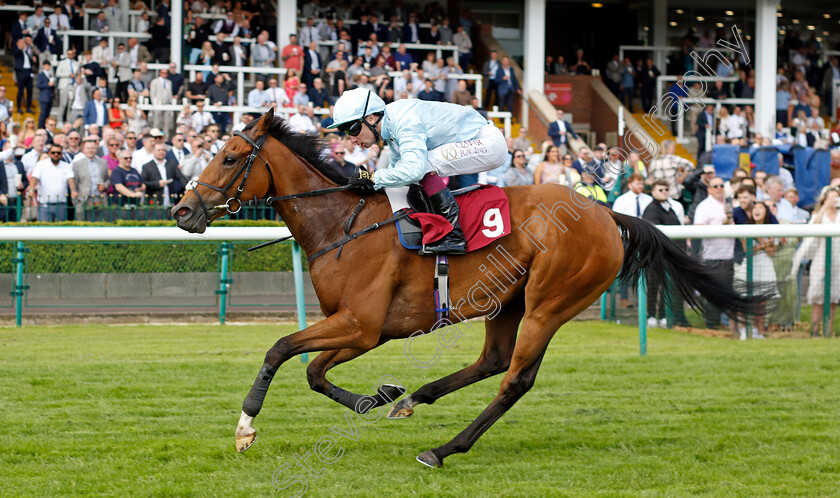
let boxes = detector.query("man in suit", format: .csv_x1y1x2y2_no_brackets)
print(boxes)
0,150,28,222
13,38,36,114
127,37,153,66
351,14,374,53
167,62,186,100
112,43,132,102
71,137,109,221
147,15,170,62
307,78,330,108
493,56,520,113
210,31,230,65
482,51,500,109
93,77,113,103
695,107,714,162
165,133,190,164
55,48,79,124
83,88,108,129
299,18,320,47
36,61,55,128
141,143,187,210
90,12,110,45
547,109,579,156
228,37,248,67
49,6,71,31
402,13,420,44
81,50,105,86
34,17,61,59
103,0,123,32
11,13,31,45
66,75,90,125
149,68,174,136
638,57,661,111
303,41,322,88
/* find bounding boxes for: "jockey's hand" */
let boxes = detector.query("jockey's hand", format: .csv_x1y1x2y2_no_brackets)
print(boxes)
349,167,375,192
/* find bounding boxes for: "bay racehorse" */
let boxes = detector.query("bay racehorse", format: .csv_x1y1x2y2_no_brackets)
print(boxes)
172,109,762,467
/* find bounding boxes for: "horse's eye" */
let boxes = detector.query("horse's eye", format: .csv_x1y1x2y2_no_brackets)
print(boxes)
225,156,237,165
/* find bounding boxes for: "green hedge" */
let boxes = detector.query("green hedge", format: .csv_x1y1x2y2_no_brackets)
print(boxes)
0,220,304,274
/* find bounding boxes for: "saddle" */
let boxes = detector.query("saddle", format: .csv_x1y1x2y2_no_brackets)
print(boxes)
395,184,510,253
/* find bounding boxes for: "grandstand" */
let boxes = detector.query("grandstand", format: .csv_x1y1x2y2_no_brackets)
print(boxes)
0,0,837,337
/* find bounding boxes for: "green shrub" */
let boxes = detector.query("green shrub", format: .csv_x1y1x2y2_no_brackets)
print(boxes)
0,220,303,274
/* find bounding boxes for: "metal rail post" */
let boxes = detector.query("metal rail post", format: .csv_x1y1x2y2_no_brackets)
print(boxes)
292,241,308,363
13,242,26,327
746,238,753,339
217,242,231,325
824,237,832,338
638,271,647,356
600,292,607,320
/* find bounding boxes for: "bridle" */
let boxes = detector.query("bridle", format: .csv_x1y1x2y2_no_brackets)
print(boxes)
186,131,270,225
186,130,353,226
183,127,408,263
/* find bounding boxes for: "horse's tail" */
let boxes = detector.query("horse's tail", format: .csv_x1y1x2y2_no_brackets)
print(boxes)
609,211,766,320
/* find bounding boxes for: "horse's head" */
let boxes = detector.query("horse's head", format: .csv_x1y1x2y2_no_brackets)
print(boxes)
172,108,276,233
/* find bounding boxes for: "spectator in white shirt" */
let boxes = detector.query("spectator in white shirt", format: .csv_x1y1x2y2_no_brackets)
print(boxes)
130,132,156,171
612,173,652,218
693,176,735,330
49,7,71,31
22,134,48,174
190,101,216,132
264,78,289,108
230,36,247,66
30,143,76,221
181,137,212,178
248,80,269,108
288,104,317,134
725,106,746,139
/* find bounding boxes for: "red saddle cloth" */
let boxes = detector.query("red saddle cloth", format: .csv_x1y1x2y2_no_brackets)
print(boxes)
408,185,511,252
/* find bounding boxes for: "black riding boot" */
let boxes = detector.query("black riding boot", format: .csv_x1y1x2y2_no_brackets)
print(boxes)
419,189,467,255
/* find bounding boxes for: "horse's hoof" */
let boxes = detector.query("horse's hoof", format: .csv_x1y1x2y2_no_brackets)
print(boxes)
378,383,406,402
387,398,414,419
236,432,257,452
416,449,442,468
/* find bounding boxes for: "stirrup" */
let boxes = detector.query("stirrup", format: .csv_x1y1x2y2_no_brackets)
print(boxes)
418,234,467,256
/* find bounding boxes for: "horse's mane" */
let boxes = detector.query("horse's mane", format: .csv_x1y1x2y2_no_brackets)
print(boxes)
244,115,349,185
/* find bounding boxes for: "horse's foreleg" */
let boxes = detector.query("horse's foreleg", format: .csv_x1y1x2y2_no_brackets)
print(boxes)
235,309,384,452
388,295,523,420
307,347,406,413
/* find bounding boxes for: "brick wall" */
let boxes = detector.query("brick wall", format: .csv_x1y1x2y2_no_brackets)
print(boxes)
544,75,619,147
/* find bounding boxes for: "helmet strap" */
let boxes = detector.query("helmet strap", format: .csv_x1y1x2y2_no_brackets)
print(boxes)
362,113,383,143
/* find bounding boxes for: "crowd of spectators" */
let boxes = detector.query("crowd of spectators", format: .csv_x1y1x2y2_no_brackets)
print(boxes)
3,2,838,335
592,28,840,153
0,0,497,222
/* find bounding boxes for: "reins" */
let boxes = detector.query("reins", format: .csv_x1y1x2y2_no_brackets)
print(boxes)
190,130,402,262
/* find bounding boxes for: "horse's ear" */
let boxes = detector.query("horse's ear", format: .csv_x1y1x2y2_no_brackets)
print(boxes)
255,108,274,134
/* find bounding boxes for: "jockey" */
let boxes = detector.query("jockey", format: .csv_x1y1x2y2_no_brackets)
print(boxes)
328,88,508,255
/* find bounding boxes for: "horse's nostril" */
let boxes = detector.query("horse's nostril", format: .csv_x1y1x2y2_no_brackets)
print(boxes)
176,207,190,218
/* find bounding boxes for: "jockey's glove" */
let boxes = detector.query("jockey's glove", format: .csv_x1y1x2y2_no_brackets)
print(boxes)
349,166,375,192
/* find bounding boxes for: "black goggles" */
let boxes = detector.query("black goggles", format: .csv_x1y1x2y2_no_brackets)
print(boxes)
339,119,364,137
338,90,371,136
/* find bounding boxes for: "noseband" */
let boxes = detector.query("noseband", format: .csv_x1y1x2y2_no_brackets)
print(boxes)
187,131,272,226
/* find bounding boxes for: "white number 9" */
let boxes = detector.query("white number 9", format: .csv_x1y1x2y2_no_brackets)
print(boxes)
481,208,504,238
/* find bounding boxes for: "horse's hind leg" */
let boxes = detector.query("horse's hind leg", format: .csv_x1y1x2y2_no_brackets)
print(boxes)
307,347,406,413
415,313,554,468
388,295,524,420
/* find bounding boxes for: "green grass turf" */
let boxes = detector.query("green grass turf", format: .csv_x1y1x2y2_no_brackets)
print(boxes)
2,321,840,497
